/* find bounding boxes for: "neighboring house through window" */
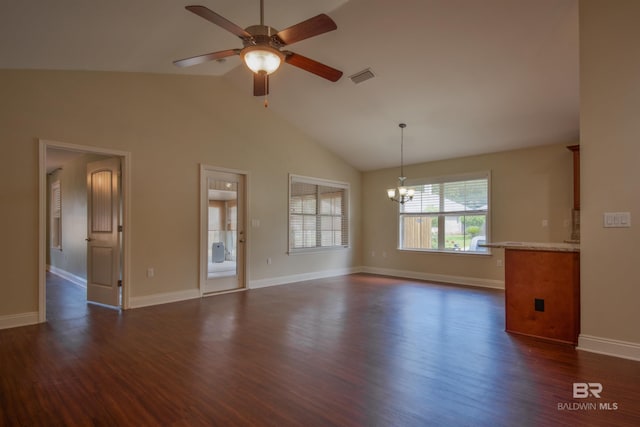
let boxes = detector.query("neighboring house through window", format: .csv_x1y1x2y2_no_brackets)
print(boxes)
399,171,490,253
288,174,349,253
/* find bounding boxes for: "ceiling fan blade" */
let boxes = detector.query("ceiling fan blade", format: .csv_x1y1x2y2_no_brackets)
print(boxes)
275,14,337,46
254,73,269,96
173,49,240,68
185,5,251,39
285,52,343,82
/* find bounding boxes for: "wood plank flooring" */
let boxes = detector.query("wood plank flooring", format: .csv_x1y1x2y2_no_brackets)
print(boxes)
1,273,639,426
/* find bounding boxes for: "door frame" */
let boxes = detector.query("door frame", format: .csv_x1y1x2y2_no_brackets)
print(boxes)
38,139,132,322
199,164,249,296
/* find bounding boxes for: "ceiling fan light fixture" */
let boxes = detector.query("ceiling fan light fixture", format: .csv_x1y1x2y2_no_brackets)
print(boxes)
241,45,285,75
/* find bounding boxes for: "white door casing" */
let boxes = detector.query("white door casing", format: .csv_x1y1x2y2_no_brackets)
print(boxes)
86,157,121,307
39,139,131,322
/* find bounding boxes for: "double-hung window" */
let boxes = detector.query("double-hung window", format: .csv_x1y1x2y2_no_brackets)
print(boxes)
399,172,490,253
289,174,349,253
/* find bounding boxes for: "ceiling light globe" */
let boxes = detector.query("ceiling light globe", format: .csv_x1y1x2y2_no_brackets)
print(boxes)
242,46,284,75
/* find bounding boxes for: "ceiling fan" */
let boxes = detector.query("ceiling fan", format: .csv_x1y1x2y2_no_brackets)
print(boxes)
174,1,343,100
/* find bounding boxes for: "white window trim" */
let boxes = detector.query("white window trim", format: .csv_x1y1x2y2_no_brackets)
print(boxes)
398,170,491,255
288,174,350,254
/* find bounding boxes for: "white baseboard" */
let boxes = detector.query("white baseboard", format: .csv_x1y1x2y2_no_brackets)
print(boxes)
48,265,87,288
129,289,200,309
248,267,363,289
131,267,361,307
360,266,504,290
577,334,640,361
0,312,39,330
74,266,500,311
130,267,360,308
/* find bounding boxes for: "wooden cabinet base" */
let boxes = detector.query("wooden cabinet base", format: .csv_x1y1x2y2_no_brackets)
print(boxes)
505,249,580,345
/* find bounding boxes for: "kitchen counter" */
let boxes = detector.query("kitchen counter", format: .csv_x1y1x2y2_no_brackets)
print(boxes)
481,241,580,252
487,241,580,345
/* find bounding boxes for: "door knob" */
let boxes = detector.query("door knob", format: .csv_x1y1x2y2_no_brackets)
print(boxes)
85,237,93,242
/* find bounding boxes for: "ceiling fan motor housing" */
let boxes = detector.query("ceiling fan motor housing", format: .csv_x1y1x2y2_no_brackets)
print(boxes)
243,25,284,49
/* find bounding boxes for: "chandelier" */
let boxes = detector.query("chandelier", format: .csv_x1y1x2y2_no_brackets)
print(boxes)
387,123,414,204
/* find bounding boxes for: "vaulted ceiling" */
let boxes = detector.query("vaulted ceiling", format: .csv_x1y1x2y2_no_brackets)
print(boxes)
1,0,579,171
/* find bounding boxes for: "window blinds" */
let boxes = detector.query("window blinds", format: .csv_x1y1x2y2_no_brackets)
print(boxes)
402,177,488,215
289,175,349,252
51,181,62,249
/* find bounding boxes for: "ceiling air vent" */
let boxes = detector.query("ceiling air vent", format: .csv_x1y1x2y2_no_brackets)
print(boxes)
349,68,375,84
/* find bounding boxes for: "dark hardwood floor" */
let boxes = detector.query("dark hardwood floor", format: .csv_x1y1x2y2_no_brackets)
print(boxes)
1,273,639,426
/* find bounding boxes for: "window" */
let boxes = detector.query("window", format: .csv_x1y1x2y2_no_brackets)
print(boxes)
50,180,62,249
289,174,349,252
399,172,490,253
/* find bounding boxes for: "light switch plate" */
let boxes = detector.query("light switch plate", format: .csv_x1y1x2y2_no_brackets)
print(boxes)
603,212,631,228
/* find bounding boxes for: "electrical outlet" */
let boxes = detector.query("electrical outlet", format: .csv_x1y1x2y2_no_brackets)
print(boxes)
496,259,503,268
534,298,545,312
147,268,155,278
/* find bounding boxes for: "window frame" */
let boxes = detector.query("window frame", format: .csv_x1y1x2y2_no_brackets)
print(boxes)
397,171,491,255
288,174,350,254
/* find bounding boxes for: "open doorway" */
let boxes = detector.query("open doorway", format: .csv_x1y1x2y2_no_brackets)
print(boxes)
38,140,131,322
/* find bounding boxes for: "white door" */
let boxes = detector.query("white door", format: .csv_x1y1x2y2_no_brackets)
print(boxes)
201,167,246,294
86,157,121,307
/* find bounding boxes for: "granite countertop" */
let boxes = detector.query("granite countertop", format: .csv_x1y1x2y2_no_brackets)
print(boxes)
480,241,580,252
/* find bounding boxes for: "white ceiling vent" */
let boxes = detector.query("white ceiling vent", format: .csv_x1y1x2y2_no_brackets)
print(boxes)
349,68,375,84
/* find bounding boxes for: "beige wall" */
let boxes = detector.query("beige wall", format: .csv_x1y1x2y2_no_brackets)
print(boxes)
0,69,361,317
580,0,640,347
362,143,575,287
